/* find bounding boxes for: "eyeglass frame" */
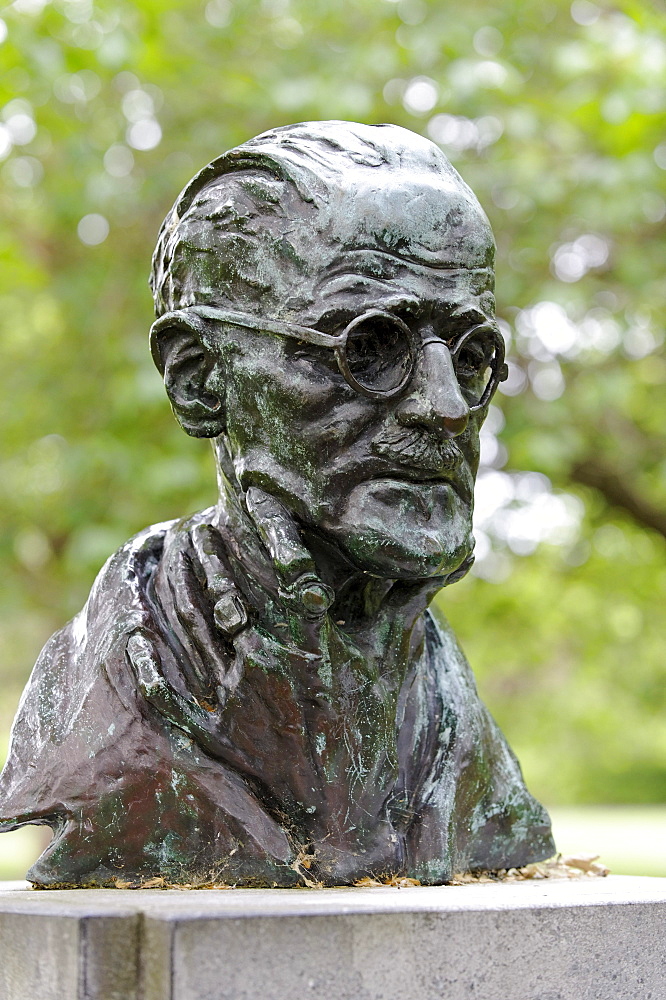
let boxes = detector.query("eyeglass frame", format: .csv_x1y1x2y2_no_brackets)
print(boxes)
150,304,509,412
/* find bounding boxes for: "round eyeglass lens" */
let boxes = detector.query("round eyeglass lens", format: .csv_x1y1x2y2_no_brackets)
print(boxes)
451,326,505,409
339,311,416,396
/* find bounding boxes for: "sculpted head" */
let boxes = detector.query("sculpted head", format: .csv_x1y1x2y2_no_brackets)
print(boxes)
150,121,504,581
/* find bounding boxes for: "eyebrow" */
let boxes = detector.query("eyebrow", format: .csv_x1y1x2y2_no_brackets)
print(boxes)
313,266,494,322
305,298,415,338
318,260,493,290
315,253,493,308
324,247,493,274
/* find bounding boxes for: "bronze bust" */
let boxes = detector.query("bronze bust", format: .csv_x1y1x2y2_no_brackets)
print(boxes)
0,121,554,887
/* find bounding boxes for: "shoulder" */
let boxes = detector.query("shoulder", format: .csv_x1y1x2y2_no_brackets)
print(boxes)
90,507,218,601
21,507,220,683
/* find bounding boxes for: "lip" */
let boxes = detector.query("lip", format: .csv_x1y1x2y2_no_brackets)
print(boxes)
369,447,465,481
366,461,475,505
370,423,466,480
373,446,465,480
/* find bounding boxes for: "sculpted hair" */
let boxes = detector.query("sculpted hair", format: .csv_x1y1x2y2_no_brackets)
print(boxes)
150,170,299,318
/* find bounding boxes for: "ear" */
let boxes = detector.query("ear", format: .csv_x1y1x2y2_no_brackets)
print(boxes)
151,319,226,438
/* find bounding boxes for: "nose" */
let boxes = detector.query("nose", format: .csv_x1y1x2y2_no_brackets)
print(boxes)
394,341,469,439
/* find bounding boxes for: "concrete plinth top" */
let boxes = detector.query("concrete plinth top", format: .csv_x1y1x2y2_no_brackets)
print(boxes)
1,875,665,1000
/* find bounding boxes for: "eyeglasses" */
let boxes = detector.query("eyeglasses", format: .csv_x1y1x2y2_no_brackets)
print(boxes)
151,305,508,412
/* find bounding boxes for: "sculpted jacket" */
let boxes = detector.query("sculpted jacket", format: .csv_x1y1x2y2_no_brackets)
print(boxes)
0,504,554,887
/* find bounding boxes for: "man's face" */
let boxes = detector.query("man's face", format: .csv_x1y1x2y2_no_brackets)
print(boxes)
208,184,496,580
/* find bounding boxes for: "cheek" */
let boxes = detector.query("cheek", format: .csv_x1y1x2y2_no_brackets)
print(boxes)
220,346,376,471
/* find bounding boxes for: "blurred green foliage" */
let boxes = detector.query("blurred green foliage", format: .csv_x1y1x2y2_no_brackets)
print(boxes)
0,0,664,806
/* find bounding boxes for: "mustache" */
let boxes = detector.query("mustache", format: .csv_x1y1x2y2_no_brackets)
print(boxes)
370,421,464,475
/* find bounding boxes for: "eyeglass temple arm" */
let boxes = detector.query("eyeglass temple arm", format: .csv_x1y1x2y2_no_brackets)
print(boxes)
151,306,345,350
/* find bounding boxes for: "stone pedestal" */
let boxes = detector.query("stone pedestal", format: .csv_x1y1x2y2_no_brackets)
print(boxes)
1,875,664,1000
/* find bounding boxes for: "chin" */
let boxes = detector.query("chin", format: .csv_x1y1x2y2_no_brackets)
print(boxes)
326,478,475,579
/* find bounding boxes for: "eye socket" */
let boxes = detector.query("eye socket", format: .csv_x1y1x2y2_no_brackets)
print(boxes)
342,312,414,394
451,326,504,407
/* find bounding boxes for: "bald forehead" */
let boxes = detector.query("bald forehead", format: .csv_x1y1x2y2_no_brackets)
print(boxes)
152,121,500,317
320,174,495,270
270,174,495,320
160,155,494,318
236,120,495,269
